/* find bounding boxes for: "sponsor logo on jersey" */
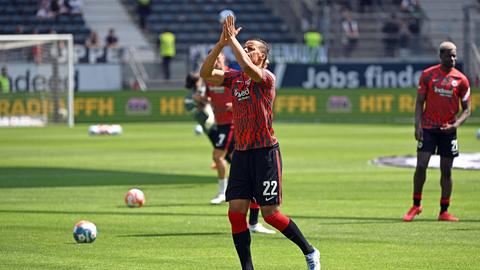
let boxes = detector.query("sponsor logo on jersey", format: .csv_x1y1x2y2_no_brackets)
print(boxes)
433,86,453,97
209,86,225,93
234,88,250,101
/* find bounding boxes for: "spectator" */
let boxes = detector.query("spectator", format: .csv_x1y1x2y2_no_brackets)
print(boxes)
0,66,11,94
382,13,400,57
54,0,69,15
341,10,359,57
408,17,421,52
400,0,421,14
15,25,24,35
50,0,60,15
32,28,43,64
137,0,151,30
37,0,54,19
158,29,176,80
105,28,119,48
398,20,411,58
359,0,373,13
68,0,84,14
85,31,101,49
304,28,323,48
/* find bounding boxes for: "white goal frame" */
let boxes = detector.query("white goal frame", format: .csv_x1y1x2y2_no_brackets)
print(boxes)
0,34,75,127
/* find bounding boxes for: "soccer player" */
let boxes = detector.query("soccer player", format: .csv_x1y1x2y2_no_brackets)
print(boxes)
200,16,320,269
199,51,275,234
185,69,275,234
403,41,471,222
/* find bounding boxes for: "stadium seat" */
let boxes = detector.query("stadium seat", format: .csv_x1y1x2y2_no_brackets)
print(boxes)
0,2,91,44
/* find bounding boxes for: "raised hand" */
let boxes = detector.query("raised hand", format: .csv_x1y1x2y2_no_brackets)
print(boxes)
223,15,242,42
218,23,228,46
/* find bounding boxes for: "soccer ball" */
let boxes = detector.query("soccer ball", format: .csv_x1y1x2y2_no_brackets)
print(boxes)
125,188,145,208
218,9,235,24
73,220,97,244
194,124,203,135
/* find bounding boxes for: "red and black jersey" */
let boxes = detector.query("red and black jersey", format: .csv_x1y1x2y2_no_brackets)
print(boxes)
222,69,277,151
417,64,471,129
206,67,234,125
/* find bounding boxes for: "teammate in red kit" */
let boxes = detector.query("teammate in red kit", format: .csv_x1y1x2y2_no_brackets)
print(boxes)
403,41,471,222
200,16,320,270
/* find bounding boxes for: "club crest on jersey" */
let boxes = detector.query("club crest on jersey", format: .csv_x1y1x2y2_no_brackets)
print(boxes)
451,80,458,87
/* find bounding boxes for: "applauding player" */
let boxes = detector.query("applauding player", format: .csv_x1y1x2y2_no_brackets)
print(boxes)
197,51,275,234
200,16,320,270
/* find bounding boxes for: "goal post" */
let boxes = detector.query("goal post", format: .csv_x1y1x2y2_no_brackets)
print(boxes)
0,34,75,127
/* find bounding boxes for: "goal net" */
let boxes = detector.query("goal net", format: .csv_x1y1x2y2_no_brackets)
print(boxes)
0,34,74,127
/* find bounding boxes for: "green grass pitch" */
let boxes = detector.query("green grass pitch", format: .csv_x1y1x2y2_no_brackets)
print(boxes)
0,122,479,269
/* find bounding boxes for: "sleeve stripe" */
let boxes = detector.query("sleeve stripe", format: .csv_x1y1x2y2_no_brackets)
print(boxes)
462,87,471,102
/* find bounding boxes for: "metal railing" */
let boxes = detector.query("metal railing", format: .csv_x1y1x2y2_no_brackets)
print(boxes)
126,46,148,91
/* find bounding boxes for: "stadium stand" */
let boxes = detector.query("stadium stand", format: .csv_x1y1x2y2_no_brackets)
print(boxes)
0,0,90,44
122,0,297,56
324,0,432,58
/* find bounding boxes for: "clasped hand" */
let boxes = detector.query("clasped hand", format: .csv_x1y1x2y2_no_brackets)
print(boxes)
219,15,242,45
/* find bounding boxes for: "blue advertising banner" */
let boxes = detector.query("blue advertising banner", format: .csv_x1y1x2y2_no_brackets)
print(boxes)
270,62,463,89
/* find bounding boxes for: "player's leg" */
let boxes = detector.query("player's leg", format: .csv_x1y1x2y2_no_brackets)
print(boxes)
413,151,431,201
226,150,255,270
403,151,431,221
404,130,435,221
228,199,253,270
261,204,320,269
208,125,230,204
437,131,459,221
254,145,320,269
248,201,275,234
210,148,228,204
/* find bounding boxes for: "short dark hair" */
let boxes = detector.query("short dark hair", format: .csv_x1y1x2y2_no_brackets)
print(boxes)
185,72,200,89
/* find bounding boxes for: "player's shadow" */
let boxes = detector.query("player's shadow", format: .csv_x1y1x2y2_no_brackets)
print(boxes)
118,232,225,238
0,167,212,188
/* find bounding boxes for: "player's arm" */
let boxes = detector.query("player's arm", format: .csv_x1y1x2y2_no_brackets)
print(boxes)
414,92,426,141
441,81,472,131
455,98,472,126
224,16,263,82
200,30,227,85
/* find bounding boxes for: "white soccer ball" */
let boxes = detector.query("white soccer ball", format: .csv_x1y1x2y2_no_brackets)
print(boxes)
194,124,203,135
125,188,145,208
88,124,123,136
218,9,235,24
73,220,97,244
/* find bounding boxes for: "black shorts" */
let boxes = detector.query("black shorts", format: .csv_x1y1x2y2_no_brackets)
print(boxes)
226,144,283,206
417,129,459,157
207,124,234,154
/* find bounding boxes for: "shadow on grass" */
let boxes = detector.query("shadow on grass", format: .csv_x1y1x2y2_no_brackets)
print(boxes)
0,209,225,217
0,167,212,188
2,209,479,224
291,215,480,224
118,232,225,238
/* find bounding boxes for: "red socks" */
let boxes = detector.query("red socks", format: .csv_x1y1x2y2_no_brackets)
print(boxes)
228,211,248,234
263,210,290,232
